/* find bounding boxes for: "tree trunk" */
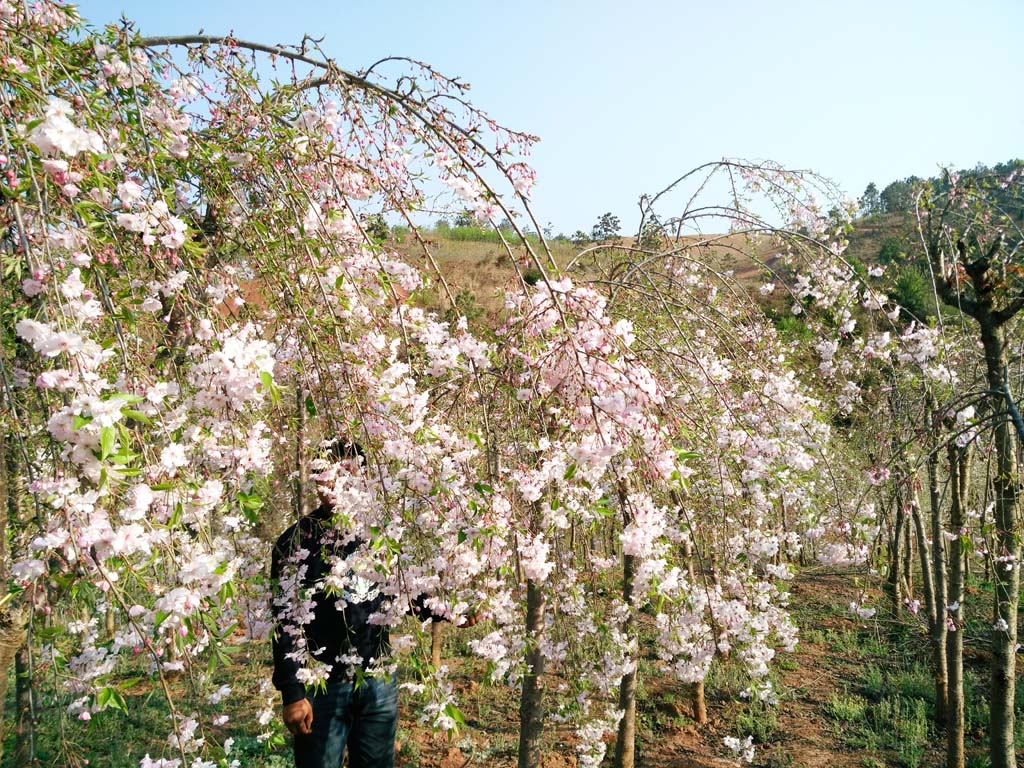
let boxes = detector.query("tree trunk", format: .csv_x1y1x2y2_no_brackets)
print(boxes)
979,321,1019,768
517,579,546,768
14,642,34,767
430,619,444,670
946,443,972,768
614,480,639,768
692,680,707,724
0,431,27,760
294,387,306,519
910,487,936,629
926,419,949,723
613,550,638,768
903,517,913,595
886,498,906,615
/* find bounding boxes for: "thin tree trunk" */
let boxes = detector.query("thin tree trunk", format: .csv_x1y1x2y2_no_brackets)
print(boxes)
692,680,707,724
680,537,707,725
430,619,443,670
903,517,913,595
946,443,972,768
979,321,1019,768
614,550,638,768
14,642,34,767
615,480,638,768
0,432,25,759
294,387,306,519
910,488,936,628
517,579,546,768
0,432,27,761
887,497,906,615
926,418,949,723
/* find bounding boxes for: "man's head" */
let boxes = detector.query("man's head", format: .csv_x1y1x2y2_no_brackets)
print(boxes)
322,438,365,466
312,437,366,507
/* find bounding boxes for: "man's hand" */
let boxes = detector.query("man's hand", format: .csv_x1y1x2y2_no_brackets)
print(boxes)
459,610,486,628
283,698,313,736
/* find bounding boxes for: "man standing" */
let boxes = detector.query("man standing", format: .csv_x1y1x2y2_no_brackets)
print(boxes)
270,440,401,768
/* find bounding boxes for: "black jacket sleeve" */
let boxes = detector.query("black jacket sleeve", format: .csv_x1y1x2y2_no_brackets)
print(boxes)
270,531,307,706
411,593,449,622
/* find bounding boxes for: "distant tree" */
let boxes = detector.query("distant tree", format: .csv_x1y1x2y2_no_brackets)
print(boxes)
880,178,919,213
434,217,451,233
364,213,390,243
859,182,881,216
891,266,933,321
878,236,906,264
826,206,851,231
571,230,591,247
591,212,621,242
638,214,663,250
543,222,554,238
453,208,476,227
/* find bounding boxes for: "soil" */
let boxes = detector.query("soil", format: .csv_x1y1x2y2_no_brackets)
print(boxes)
395,570,894,768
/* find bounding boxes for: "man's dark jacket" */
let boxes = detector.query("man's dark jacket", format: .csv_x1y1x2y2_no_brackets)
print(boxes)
270,503,392,706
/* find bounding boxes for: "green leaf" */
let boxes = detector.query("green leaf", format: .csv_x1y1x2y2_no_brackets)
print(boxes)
443,702,466,727
122,409,152,424
236,492,264,512
96,686,126,713
113,393,145,404
593,496,613,517
100,427,115,460
473,482,493,496
563,463,577,480
260,370,281,405
305,395,317,417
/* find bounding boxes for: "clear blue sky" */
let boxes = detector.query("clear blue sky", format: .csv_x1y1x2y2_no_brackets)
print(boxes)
73,0,1023,235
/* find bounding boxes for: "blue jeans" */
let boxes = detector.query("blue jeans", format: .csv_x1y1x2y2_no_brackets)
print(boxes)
293,676,398,768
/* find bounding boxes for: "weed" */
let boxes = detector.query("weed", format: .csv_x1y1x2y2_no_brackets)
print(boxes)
823,692,868,722
893,662,935,708
873,696,929,768
762,751,794,768
964,668,989,736
777,655,799,671
826,628,862,654
861,664,886,700
706,658,750,698
801,628,827,645
397,731,421,766
736,701,778,744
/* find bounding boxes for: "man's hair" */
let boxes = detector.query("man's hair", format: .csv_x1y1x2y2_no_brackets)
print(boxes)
321,438,365,464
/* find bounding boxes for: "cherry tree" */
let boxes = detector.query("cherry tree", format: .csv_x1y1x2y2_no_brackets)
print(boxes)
0,5,879,768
